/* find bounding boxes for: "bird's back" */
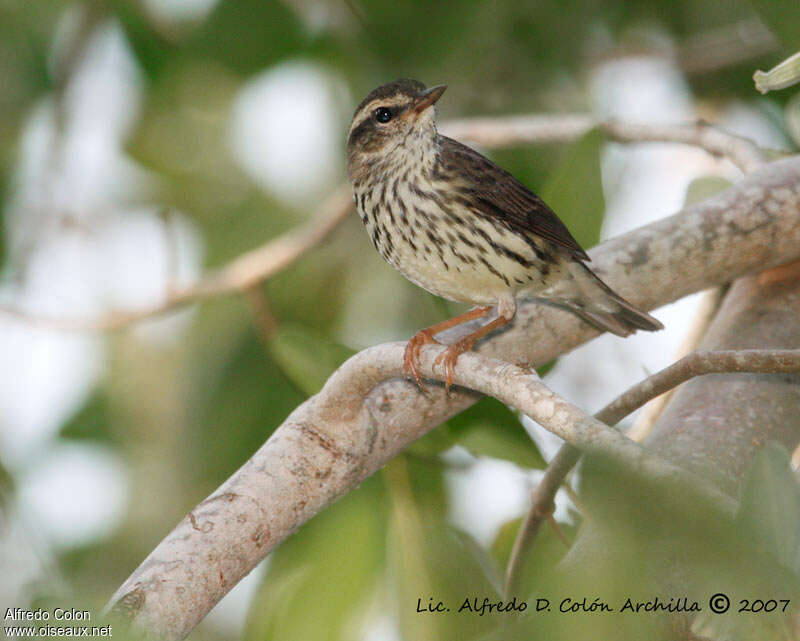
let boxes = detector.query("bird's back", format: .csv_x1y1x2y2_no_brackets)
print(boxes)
436,136,589,262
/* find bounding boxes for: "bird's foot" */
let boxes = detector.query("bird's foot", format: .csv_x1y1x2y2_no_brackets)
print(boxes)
433,338,475,395
403,329,440,390
403,305,498,394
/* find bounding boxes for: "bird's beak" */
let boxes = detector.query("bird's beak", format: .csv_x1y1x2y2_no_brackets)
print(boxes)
412,84,447,113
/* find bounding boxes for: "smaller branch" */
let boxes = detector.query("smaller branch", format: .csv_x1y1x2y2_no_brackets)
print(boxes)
415,348,738,523
504,348,800,597
245,285,278,344
440,114,597,146
601,349,800,420
628,287,726,441
442,117,768,173
601,120,768,173
0,185,353,331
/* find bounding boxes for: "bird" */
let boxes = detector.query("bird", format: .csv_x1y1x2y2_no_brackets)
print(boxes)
346,79,663,391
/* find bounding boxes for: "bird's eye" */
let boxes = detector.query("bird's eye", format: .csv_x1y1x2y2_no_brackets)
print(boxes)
374,107,393,123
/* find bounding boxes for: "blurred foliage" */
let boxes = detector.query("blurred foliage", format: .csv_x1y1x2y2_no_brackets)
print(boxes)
410,397,546,469
1,1,799,640
491,512,580,598
540,128,606,249
736,443,800,574
115,0,306,79
244,474,387,641
190,330,306,488
383,456,502,641
267,324,355,395
750,0,800,48
684,175,733,205
60,390,117,445
239,443,800,641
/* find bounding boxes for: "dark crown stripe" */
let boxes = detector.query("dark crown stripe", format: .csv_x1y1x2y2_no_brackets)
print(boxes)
353,78,426,117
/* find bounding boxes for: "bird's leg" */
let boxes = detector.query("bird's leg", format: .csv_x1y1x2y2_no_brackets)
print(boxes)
404,306,493,389
433,314,513,393
433,298,517,393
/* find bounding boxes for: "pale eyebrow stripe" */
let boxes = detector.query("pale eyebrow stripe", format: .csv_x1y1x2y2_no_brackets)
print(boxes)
349,97,406,136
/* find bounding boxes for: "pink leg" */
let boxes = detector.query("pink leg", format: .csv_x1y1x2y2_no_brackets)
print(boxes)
403,306,493,389
433,313,514,393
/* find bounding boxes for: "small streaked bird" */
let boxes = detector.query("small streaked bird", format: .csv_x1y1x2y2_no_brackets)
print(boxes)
346,79,663,390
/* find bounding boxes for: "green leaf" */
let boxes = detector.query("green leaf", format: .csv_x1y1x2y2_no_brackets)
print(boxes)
684,176,733,206
112,0,177,79
384,457,500,641
786,93,800,147
537,359,556,377
60,391,116,445
268,325,355,397
442,397,546,469
186,0,304,75
539,128,605,250
452,528,504,596
0,191,5,268
736,443,800,571
191,332,306,487
354,0,483,70
406,425,458,457
491,514,578,598
245,476,387,641
114,0,304,79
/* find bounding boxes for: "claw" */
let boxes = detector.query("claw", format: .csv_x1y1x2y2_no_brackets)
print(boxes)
433,342,470,395
403,329,438,390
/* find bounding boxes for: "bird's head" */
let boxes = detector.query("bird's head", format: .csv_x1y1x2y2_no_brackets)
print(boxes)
346,79,446,182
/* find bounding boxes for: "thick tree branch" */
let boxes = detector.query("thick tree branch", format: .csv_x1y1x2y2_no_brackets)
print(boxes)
108,344,736,637
0,119,766,331
107,156,800,639
504,348,800,597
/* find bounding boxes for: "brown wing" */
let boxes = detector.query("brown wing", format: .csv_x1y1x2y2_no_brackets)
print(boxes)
439,136,589,262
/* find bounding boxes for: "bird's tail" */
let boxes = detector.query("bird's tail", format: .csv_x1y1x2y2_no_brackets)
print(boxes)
549,262,663,337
